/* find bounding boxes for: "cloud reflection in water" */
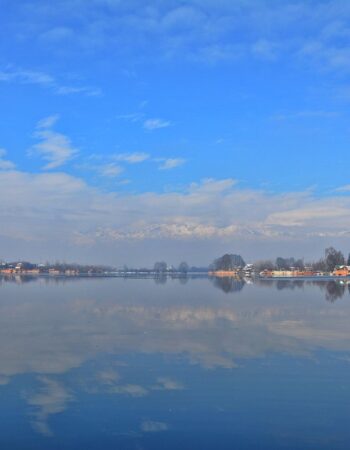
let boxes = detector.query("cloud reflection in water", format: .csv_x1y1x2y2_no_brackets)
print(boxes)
0,276,350,437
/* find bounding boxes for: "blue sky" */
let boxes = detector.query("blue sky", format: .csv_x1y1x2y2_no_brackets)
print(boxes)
1,0,350,265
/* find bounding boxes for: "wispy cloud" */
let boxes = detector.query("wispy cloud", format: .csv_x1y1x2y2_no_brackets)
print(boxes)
110,384,148,397
0,68,55,86
37,115,59,128
153,377,184,391
27,376,73,436
6,0,350,77
114,152,150,164
80,152,188,181
334,185,350,192
141,421,168,433
77,160,125,179
0,67,101,96
55,85,101,96
30,115,78,169
157,158,186,170
97,369,120,385
144,118,171,130
117,113,172,132
116,113,144,123
99,163,123,177
13,0,349,70
299,39,350,73
0,149,16,170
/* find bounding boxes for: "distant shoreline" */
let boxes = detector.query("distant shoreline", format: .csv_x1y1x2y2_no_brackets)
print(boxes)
0,272,208,279
1,273,349,282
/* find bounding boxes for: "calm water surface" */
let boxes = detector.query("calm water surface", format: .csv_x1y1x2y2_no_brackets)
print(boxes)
0,275,350,449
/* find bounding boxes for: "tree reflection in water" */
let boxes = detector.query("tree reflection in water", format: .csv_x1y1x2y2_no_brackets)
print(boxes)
272,279,347,302
211,276,245,293
211,276,349,302
1,274,350,303
324,280,346,302
154,274,168,285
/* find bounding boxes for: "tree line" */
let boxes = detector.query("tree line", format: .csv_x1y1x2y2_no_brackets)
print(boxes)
121,262,209,274
2,246,349,276
256,247,349,272
211,247,350,273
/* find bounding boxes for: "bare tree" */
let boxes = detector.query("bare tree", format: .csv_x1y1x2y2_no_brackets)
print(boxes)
178,262,189,274
153,261,167,273
325,247,345,271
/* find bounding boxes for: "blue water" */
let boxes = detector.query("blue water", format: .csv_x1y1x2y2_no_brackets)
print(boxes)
0,275,350,449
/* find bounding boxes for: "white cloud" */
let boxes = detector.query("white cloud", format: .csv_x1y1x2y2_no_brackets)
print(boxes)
266,206,350,227
99,163,123,177
37,115,59,129
0,68,55,86
0,67,100,96
189,178,236,193
144,118,171,130
27,377,73,436
55,85,102,96
153,377,184,391
0,149,16,170
0,160,15,170
30,116,78,169
110,384,148,397
157,158,186,170
117,113,172,132
335,185,350,192
141,421,168,433
12,0,346,69
116,113,144,122
97,369,120,385
2,170,350,261
114,152,150,163
7,0,350,74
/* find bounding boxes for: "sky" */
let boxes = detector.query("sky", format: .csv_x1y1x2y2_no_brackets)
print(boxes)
1,0,350,266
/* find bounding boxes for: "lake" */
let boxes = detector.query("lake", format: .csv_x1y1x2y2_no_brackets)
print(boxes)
0,275,350,449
